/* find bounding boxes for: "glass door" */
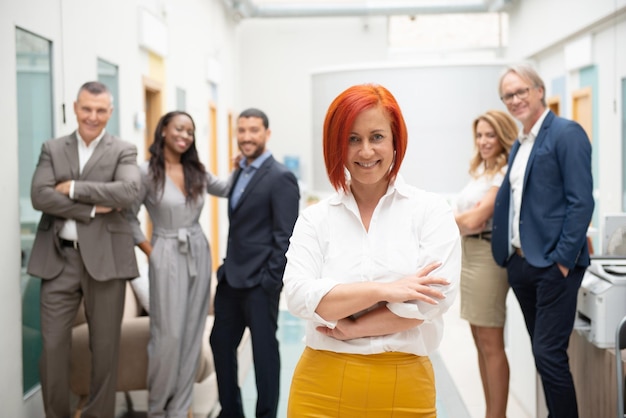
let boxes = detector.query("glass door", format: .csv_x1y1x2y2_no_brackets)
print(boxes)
16,27,53,396
97,58,120,136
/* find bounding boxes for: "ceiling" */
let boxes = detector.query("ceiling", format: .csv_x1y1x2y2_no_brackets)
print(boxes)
220,0,515,19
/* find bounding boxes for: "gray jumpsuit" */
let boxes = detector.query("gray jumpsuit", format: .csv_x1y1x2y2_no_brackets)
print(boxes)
128,162,230,418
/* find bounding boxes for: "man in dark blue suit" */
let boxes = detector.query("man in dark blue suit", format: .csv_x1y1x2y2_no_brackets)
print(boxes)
491,64,594,418
210,108,300,418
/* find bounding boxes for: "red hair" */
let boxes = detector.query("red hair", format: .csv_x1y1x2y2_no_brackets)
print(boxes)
323,84,408,192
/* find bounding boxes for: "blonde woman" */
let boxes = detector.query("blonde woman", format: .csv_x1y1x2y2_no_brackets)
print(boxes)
454,110,517,418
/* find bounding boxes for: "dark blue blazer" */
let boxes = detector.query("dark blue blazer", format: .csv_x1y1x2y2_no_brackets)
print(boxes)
491,111,594,269
218,155,300,292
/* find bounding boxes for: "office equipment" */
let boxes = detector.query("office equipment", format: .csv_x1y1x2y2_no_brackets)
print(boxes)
603,213,626,256
576,258,626,348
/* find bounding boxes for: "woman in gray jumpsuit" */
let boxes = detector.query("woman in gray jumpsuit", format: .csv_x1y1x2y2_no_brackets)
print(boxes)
127,111,231,417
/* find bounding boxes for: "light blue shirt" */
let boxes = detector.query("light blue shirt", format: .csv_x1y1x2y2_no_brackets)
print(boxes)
230,150,272,208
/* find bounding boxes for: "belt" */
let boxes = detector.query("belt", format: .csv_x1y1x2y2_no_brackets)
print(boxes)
514,247,524,258
60,239,79,249
152,226,200,279
466,232,492,242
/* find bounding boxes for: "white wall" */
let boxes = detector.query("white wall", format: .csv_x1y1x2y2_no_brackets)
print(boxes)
506,0,626,61
0,0,237,416
508,0,626,221
309,64,509,196
234,16,390,193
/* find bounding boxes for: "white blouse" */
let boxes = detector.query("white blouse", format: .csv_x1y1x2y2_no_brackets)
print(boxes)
283,175,461,356
454,165,506,232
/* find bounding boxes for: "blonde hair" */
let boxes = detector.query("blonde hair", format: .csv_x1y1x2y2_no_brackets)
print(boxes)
469,110,518,178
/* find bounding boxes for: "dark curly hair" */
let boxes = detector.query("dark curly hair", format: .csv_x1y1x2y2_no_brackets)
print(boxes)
148,111,207,203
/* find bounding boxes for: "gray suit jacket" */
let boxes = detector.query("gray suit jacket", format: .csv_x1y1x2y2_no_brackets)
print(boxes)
27,132,141,281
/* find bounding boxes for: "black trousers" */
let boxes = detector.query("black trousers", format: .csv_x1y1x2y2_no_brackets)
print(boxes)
210,280,281,418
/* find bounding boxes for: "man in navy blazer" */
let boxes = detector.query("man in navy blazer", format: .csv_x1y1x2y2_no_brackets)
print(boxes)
210,108,300,418
491,64,594,418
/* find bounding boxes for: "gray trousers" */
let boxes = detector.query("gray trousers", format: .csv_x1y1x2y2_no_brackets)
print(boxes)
40,246,126,418
147,227,212,418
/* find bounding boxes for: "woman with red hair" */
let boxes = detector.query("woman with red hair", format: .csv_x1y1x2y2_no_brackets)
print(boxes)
283,84,461,417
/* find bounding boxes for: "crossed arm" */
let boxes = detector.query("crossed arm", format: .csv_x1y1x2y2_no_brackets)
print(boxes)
314,262,449,340
454,186,498,236
31,141,140,221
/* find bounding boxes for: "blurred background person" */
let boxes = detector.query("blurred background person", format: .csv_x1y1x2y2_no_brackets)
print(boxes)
454,110,517,418
28,81,140,418
491,64,594,418
283,84,461,417
127,111,231,417
210,108,300,418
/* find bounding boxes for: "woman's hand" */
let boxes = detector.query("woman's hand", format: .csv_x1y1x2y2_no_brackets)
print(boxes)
383,262,449,305
315,262,450,321
316,318,356,341
316,305,424,340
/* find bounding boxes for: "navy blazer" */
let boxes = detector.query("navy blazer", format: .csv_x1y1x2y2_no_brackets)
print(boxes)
218,155,300,292
491,111,594,270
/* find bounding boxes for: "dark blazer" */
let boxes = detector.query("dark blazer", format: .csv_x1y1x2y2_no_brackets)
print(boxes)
27,132,141,281
491,111,594,269
218,155,300,292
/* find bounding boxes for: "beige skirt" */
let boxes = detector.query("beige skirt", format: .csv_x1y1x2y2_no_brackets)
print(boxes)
460,235,509,327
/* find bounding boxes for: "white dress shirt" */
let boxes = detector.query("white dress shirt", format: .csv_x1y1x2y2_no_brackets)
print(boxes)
510,108,549,249
58,130,104,241
454,165,506,232
283,175,461,356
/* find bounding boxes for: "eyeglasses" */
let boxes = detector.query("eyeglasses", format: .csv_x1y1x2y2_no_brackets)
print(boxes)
500,87,530,104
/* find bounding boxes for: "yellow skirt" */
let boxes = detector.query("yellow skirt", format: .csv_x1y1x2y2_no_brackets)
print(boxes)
287,347,436,417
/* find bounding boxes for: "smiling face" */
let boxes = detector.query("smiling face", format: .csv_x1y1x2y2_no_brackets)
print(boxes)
73,89,113,143
475,119,504,165
162,113,195,157
500,71,545,133
345,105,394,190
237,116,270,163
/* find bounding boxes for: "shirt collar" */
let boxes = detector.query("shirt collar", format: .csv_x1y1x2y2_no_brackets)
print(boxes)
518,108,549,144
239,150,272,170
76,129,106,148
329,174,411,206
